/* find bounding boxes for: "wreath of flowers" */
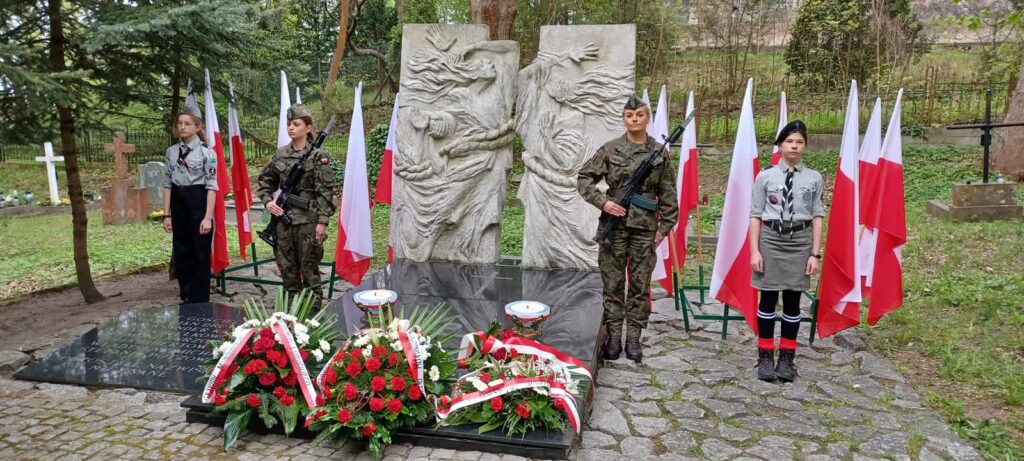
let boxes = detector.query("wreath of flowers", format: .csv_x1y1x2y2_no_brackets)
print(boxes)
201,290,341,450
305,304,456,458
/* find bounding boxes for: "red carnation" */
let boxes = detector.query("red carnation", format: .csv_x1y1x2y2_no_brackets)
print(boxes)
259,372,277,387
337,409,352,424
516,403,531,419
259,328,273,339
480,373,491,383
324,368,338,385
323,387,332,399
273,386,286,398
266,350,288,368
369,397,385,412
214,394,226,406
365,357,381,373
345,361,362,378
552,399,564,411
253,337,275,354
510,349,520,359
491,348,507,361
387,398,402,413
316,394,325,407
227,363,240,375
388,352,399,366
372,345,388,359
246,394,260,408
345,383,359,401
243,359,268,375
390,376,406,391
349,349,363,361
406,366,415,378
238,344,250,357
490,396,503,412
299,349,309,361
280,395,295,406
500,329,515,340
458,358,467,368
440,396,450,407
370,376,386,392
409,385,422,401
282,370,298,387
361,422,377,437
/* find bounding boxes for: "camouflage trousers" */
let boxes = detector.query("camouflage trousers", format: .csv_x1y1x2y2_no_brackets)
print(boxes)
598,226,657,330
274,222,325,307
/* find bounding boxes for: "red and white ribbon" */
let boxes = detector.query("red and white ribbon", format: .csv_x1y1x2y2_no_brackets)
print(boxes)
201,328,257,403
315,348,346,390
435,376,581,433
457,332,592,381
271,318,318,408
396,320,426,394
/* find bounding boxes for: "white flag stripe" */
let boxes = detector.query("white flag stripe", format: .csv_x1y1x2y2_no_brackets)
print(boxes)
340,82,374,260
651,85,671,281
838,81,861,306
277,70,292,148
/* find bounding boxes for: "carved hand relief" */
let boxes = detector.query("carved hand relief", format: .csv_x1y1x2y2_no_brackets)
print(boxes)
515,25,637,270
393,24,519,264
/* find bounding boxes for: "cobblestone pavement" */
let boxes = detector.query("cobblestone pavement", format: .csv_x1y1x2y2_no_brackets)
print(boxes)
0,294,983,460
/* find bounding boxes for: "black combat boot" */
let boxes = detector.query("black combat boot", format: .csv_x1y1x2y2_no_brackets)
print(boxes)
775,349,797,382
757,349,777,382
603,322,622,360
625,325,643,362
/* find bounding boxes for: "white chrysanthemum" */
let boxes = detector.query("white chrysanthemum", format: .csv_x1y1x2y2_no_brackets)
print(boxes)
218,341,234,355
429,365,440,382
307,318,321,328
263,318,276,327
390,340,403,351
362,347,372,359
283,314,297,322
312,349,324,362
296,333,310,346
231,326,249,339
294,323,309,335
353,335,371,347
534,387,548,396
319,339,331,352
211,348,222,359
244,319,261,328
272,311,286,318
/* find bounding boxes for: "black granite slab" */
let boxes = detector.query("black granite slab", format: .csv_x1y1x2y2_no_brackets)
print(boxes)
14,303,242,393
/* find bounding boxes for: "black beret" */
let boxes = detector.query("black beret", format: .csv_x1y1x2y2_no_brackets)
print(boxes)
774,120,808,145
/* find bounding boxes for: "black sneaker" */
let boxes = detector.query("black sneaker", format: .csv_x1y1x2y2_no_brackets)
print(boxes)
775,349,797,382
757,349,777,381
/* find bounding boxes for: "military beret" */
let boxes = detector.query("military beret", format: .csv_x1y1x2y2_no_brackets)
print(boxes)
623,95,648,111
774,120,808,146
287,104,313,121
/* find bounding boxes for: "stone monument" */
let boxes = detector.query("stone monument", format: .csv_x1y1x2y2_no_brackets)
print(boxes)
926,182,1023,221
515,25,636,270
392,24,519,264
101,133,149,225
137,161,166,209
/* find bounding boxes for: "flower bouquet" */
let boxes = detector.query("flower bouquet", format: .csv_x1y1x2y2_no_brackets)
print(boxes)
305,304,457,458
201,290,341,450
436,323,588,437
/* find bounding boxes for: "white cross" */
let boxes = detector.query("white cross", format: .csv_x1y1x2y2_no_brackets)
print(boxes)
35,142,64,206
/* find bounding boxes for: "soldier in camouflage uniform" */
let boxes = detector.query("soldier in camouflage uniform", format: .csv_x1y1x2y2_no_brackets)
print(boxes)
256,105,336,307
578,96,679,362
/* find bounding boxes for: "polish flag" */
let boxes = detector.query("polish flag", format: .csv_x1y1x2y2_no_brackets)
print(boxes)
817,81,862,338
334,82,373,284
276,70,292,148
204,69,230,274
648,86,673,291
769,92,788,165
868,89,906,325
710,79,760,333
858,97,884,295
227,82,254,260
373,94,400,263
295,86,302,105
642,88,654,135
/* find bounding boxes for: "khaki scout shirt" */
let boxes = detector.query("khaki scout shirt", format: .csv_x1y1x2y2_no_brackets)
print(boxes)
255,142,336,225
750,161,825,222
577,134,679,234
164,137,219,190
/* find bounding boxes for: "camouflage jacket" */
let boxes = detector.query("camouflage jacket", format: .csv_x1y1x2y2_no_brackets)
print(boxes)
255,143,336,225
577,134,679,235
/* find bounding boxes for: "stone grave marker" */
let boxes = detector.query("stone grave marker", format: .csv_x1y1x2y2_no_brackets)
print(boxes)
101,133,149,225
34,142,64,206
137,161,166,209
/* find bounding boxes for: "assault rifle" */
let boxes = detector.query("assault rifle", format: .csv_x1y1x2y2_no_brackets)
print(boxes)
594,110,696,244
257,116,337,248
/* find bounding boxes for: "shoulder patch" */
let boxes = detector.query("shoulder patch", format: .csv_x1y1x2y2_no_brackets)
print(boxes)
320,157,330,165
761,165,773,171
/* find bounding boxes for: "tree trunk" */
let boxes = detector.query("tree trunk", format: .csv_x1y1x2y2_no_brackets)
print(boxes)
470,0,517,41
323,0,352,103
169,63,182,144
48,0,105,303
994,53,1024,180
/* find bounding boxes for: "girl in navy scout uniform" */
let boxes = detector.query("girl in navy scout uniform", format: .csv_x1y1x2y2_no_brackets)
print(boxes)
749,120,824,382
162,101,218,304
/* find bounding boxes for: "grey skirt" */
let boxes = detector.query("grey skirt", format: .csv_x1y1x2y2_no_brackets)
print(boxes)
752,226,812,291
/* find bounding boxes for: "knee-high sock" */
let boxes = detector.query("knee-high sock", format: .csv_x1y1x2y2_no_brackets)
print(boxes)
757,290,779,350
779,290,802,350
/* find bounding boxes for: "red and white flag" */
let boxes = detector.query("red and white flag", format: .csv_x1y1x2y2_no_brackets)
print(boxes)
276,70,292,148
373,94,400,263
295,86,302,105
204,69,230,274
858,97,884,294
648,86,673,291
867,89,906,325
226,82,254,260
334,82,373,285
770,92,788,166
817,81,862,338
642,88,654,135
710,79,760,333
